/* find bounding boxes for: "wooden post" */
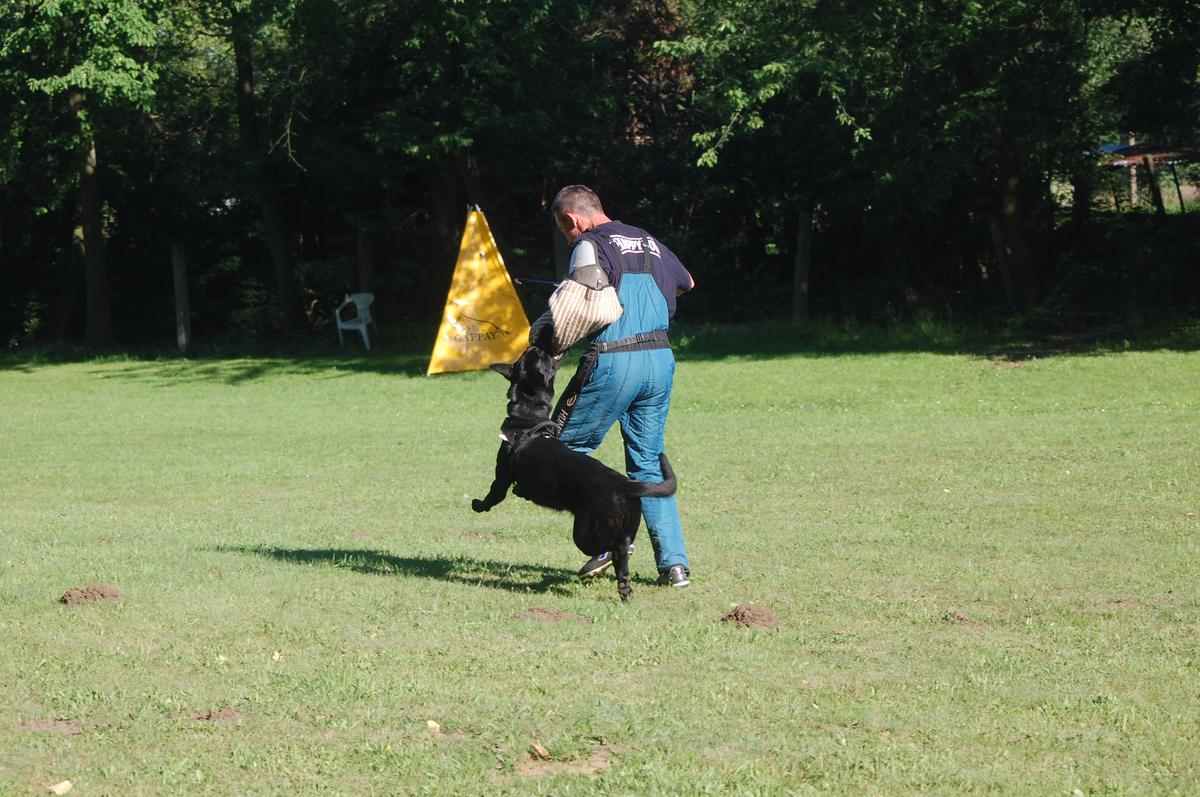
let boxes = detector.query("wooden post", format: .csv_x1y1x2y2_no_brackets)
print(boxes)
172,242,191,354
791,203,813,324
1169,162,1187,213
1143,155,1167,216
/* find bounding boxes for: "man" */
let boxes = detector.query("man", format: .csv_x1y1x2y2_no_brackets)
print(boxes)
548,184,694,588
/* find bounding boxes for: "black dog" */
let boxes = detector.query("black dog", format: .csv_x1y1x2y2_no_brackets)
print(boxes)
471,344,676,600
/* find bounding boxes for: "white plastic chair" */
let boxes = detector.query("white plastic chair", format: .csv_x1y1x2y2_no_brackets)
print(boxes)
335,292,375,350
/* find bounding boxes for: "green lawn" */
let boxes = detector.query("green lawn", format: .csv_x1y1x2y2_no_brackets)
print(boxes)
1,328,1197,795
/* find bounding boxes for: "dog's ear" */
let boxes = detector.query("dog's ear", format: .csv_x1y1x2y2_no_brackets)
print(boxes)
535,353,559,382
489,363,513,379
530,321,555,353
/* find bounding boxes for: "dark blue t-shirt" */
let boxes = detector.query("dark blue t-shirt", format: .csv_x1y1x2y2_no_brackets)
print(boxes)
575,221,692,318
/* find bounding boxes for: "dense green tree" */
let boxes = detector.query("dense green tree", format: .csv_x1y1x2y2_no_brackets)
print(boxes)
1,0,163,344
1,0,1197,348
666,1,1178,314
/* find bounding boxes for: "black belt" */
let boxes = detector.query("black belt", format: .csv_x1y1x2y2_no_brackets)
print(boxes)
591,329,670,354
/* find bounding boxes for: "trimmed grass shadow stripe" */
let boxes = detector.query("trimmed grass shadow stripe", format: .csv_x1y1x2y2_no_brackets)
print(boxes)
6,318,1199,378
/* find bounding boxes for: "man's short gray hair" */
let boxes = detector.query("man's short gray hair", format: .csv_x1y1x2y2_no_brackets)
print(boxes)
551,185,604,219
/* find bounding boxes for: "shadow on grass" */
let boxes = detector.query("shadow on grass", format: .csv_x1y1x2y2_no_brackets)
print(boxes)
4,318,1198,381
219,544,592,595
671,317,1200,364
0,338,436,383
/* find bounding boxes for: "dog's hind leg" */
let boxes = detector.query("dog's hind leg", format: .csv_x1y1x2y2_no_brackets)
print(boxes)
613,537,633,601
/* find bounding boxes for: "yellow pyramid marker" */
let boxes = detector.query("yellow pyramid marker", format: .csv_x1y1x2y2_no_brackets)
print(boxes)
427,209,531,375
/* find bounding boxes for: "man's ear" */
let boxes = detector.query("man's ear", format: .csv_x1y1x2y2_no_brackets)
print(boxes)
563,211,584,234
489,363,513,379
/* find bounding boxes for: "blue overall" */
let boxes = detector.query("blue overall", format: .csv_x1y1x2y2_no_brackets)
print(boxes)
557,229,689,574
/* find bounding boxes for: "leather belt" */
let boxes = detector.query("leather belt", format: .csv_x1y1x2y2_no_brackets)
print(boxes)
591,329,670,354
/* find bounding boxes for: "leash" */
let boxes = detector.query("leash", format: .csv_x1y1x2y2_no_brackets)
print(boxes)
512,277,561,288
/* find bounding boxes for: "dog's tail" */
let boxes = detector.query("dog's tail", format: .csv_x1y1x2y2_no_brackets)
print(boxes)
625,453,677,498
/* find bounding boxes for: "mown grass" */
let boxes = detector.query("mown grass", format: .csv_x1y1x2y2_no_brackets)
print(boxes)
1,324,1197,795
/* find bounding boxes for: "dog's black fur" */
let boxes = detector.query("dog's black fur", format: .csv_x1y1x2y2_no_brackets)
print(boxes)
471,343,676,600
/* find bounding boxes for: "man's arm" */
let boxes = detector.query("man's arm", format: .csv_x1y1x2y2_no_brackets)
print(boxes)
659,240,694,295
678,271,694,296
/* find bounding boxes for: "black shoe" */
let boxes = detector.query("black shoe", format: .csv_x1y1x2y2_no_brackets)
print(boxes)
578,545,634,579
578,551,614,579
655,564,690,588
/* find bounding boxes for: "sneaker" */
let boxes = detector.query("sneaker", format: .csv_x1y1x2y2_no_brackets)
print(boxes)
578,551,614,579
577,546,633,579
656,564,690,588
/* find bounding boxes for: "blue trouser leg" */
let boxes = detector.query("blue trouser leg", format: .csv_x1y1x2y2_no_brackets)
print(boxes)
558,348,689,574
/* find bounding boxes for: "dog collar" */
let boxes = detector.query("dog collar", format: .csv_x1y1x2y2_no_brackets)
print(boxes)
501,419,558,444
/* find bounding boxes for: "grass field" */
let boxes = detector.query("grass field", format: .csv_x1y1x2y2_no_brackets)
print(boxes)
1,324,1198,795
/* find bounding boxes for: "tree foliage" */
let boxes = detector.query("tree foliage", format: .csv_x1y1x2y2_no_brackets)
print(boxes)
0,0,1196,347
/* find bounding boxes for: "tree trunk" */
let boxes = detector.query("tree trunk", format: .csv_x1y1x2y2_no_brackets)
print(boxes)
453,151,514,258
987,216,1020,312
80,140,113,346
994,122,1032,307
430,158,458,242
44,225,83,341
1070,166,1093,225
355,227,374,292
1143,155,1167,216
1109,172,1124,212
791,202,813,324
231,12,307,335
1169,163,1187,213
172,242,192,353
1126,133,1138,207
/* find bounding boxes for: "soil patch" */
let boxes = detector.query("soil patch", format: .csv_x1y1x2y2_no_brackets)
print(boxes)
59,584,122,606
188,708,242,725
458,530,495,541
514,607,593,624
944,610,984,627
515,743,619,779
722,603,779,629
18,719,81,735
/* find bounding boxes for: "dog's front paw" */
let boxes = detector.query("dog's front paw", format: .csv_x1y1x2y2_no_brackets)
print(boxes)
471,498,490,513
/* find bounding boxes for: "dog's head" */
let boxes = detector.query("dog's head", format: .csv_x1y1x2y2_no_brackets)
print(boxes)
490,345,558,426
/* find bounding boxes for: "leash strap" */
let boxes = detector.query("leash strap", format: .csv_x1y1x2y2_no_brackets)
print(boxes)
549,348,598,437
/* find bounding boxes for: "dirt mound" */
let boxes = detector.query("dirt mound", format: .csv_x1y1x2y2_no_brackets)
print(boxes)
188,708,242,724
516,743,619,779
18,719,81,735
514,607,593,624
722,604,779,629
59,584,122,606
